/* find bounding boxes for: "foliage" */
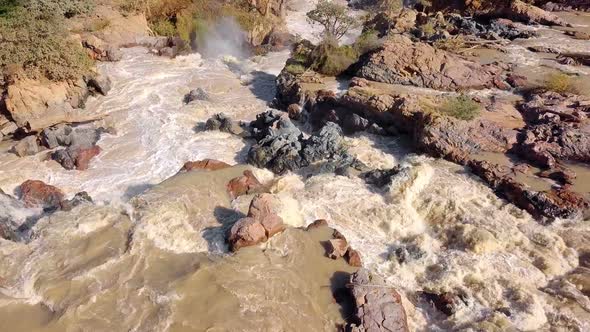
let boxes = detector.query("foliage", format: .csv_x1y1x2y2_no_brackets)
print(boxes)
439,94,481,120
285,63,306,75
353,29,382,55
433,35,465,52
376,0,403,14
150,19,176,36
306,0,358,41
543,72,579,94
0,0,93,81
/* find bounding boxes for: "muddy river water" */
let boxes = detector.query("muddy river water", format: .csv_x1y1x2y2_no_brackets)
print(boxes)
0,5,589,332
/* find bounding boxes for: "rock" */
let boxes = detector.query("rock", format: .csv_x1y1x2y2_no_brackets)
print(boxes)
74,145,102,170
346,268,409,332
247,193,286,237
60,191,93,211
355,35,505,91
183,88,211,103
327,238,349,259
447,15,537,40
180,159,231,172
19,180,64,210
52,145,101,170
82,35,122,62
13,136,39,157
565,30,590,40
227,217,267,252
41,124,72,149
86,74,112,96
422,291,469,316
4,79,101,132
507,74,528,88
345,248,363,267
342,113,369,134
287,103,302,120
226,170,263,199
431,0,570,26
205,113,248,137
361,167,403,188
0,121,17,136
306,219,329,230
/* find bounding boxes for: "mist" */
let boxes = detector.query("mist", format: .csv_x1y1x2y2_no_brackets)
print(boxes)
198,17,250,59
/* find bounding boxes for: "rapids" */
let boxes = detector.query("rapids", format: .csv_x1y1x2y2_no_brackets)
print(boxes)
0,4,589,332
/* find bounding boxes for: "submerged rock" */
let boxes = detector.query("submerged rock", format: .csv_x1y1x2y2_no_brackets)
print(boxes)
183,88,211,103
180,159,232,172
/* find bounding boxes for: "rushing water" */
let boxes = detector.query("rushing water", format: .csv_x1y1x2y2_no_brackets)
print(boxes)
0,6,589,332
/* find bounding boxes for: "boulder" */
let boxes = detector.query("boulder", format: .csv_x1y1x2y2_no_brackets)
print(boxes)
226,170,263,199
205,113,248,137
184,88,211,103
60,191,93,211
346,268,409,332
82,35,122,62
345,248,363,267
327,238,349,259
287,103,302,120
19,180,65,210
355,35,506,91
86,74,112,96
75,145,102,170
14,136,40,157
52,145,101,170
227,193,286,251
180,159,231,172
0,121,17,136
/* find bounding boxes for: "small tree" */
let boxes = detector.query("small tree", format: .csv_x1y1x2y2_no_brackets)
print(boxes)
377,0,403,15
306,0,358,41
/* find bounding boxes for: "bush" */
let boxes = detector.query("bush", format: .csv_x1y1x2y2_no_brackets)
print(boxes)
0,2,93,81
543,72,579,94
439,94,481,120
285,63,307,75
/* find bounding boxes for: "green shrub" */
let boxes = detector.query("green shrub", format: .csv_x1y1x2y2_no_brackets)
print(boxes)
353,29,382,55
150,19,176,36
0,2,93,81
285,63,306,75
439,94,481,120
543,72,579,94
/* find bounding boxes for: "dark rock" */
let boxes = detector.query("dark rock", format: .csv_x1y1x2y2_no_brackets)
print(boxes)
394,244,426,264
51,144,101,171
422,291,469,316
287,103,302,120
205,113,248,137
306,219,329,230
361,166,403,188
184,88,211,103
60,191,93,211
86,74,112,96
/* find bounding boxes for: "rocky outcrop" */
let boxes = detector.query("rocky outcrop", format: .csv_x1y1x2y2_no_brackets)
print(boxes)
323,227,363,267
227,193,286,251
345,268,409,332
247,110,350,174
430,0,569,26
4,77,109,132
355,35,507,91
446,15,537,40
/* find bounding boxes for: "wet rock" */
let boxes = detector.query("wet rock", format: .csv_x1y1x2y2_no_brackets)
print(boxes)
85,74,112,96
180,159,231,172
355,35,506,91
51,145,101,171
60,191,93,211
507,74,528,88
19,180,65,210
422,291,469,316
328,238,349,259
346,268,409,332
227,217,267,251
287,103,302,120
565,30,590,40
306,219,329,230
394,244,426,264
205,113,248,137
345,248,363,267
183,88,210,103
14,136,40,157
447,15,537,40
226,170,263,199
342,113,369,134
228,193,286,251
361,166,403,188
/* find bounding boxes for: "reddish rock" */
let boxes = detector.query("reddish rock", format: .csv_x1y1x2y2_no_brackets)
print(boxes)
287,103,302,120
75,145,101,170
327,238,349,259
306,219,329,230
226,170,263,199
19,180,65,210
227,217,267,252
345,248,363,267
346,268,409,331
248,194,286,238
507,74,528,88
180,159,231,172
259,214,286,238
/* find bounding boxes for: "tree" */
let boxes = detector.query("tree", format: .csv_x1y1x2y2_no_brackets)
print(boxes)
306,0,358,41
